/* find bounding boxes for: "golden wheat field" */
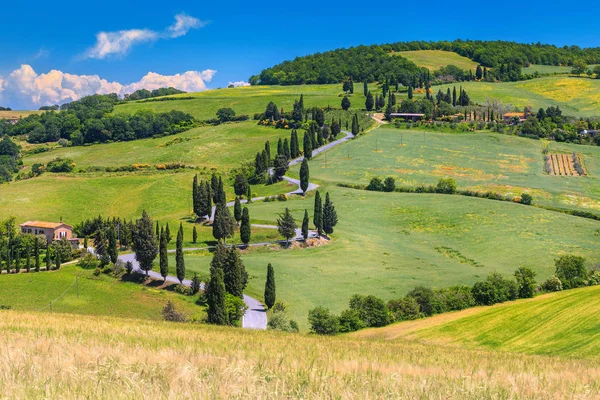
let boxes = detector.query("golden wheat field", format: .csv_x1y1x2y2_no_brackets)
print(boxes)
0,310,599,399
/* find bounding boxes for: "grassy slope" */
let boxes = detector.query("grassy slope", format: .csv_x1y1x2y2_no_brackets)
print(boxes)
113,84,347,120
394,50,478,71
0,264,203,321
171,185,600,329
1,311,598,398
307,126,600,211
428,76,600,116
355,285,600,359
0,110,42,119
522,64,572,74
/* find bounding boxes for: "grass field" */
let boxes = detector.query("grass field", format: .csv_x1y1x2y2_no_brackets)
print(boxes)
0,110,42,119
0,263,203,321
306,126,600,211
393,50,478,71
0,310,598,398
428,76,600,116
23,121,292,170
169,185,600,329
355,285,600,359
522,64,573,75
114,84,349,120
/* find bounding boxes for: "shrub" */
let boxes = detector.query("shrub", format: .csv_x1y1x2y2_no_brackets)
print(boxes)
366,177,384,191
436,178,457,194
308,306,339,335
520,193,533,205
272,302,287,313
109,260,126,278
277,193,288,201
555,255,587,289
541,276,563,292
387,296,421,321
162,301,186,322
338,309,366,332
348,294,390,327
190,273,201,295
225,293,247,326
46,158,75,173
174,284,191,296
383,177,396,192
216,108,236,122
78,253,99,270
125,261,133,275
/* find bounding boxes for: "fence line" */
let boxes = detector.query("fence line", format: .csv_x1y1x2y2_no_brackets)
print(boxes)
37,276,79,312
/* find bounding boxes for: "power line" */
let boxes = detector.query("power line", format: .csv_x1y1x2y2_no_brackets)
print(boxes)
37,275,79,312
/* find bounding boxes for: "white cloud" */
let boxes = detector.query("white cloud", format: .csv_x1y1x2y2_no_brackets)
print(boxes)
167,13,206,38
228,81,251,87
84,14,206,59
0,64,216,109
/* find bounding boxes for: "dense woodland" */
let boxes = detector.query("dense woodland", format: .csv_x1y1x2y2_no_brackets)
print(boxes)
123,87,186,101
251,40,600,85
0,94,194,145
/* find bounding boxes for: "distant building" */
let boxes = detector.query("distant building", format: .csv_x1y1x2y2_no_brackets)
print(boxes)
389,113,425,122
4,117,19,125
19,221,80,248
580,129,599,137
503,112,526,123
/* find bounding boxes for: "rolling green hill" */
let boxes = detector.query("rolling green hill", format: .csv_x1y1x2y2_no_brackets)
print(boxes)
393,50,478,71
355,285,600,359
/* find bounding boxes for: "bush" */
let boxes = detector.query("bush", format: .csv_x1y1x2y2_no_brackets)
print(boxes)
541,275,563,292
308,306,339,335
520,193,533,205
216,107,236,122
472,272,518,306
225,293,247,326
46,158,75,173
436,178,457,194
348,294,390,327
162,301,186,322
267,308,299,333
338,309,366,332
366,177,384,191
174,284,191,296
78,253,99,270
471,280,497,306
125,261,133,275
387,296,421,321
383,177,396,192
555,255,587,289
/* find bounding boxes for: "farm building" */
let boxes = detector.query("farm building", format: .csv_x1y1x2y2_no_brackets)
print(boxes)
503,112,526,123
19,221,80,248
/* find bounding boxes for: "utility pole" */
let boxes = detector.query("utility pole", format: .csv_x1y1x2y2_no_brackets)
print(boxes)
76,276,79,298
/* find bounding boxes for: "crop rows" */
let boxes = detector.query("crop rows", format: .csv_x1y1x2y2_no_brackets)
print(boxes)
548,153,584,176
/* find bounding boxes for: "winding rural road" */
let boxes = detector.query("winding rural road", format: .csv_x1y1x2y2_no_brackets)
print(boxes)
119,130,355,330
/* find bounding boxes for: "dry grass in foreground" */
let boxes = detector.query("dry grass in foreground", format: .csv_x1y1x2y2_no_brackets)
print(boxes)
0,311,599,399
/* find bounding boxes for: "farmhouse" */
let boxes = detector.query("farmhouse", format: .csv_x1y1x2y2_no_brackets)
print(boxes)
390,113,425,121
503,112,526,123
19,221,80,248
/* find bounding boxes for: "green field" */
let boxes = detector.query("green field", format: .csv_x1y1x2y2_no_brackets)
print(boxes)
169,185,600,328
305,126,600,211
356,285,600,359
0,263,203,321
522,64,572,75
393,50,478,71
114,84,349,120
428,76,600,116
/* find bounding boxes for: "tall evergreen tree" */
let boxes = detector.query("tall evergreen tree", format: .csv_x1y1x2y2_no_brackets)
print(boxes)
363,81,368,97
165,223,172,243
365,91,374,111
290,130,298,158
192,226,198,244
265,141,272,166
283,138,290,160
54,248,60,270
234,197,242,225
217,176,226,205
176,223,185,284
132,210,158,276
15,247,20,273
159,228,168,282
323,192,339,235
206,267,228,325
108,225,118,264
25,245,31,273
34,239,40,272
384,95,394,121
314,191,323,236
351,114,359,136
94,228,106,258
302,209,310,240
204,181,213,217
452,86,457,106
212,203,235,244
303,132,312,160
408,86,413,99
277,208,297,245
45,243,51,271
315,108,325,127
210,243,229,274
277,138,283,156
155,221,160,240
264,263,276,309
300,158,310,194
223,248,247,297
83,235,88,249
246,184,252,202
192,174,199,216
240,207,251,246
211,173,219,203
341,96,351,110
233,174,248,197
476,65,483,80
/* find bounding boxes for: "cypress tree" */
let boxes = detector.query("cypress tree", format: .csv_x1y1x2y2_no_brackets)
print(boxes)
265,141,271,166
15,247,20,273
223,248,247,297
83,236,88,249
176,223,185,284
34,239,40,272
303,132,312,160
165,223,172,243
300,158,310,194
217,176,226,205
45,243,51,271
25,245,31,273
108,225,118,264
277,208,297,245
261,150,269,174
132,210,158,276
159,228,168,282
375,94,379,110
408,86,413,99
246,184,252,203
234,197,242,225
283,138,290,160
192,174,199,216
192,226,198,244
290,130,298,158
211,173,219,203
323,192,339,235
384,95,394,121
190,273,201,295
302,209,309,240
264,263,276,309
240,207,251,246
155,221,160,239
212,202,235,244
351,114,359,136
277,138,283,156
210,243,229,275
314,191,323,236
204,181,213,217
206,267,228,325
363,81,368,97
54,248,60,270
365,91,374,111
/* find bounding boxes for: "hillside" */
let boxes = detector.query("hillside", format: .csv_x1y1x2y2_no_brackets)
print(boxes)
394,50,478,71
0,310,598,398
354,285,600,359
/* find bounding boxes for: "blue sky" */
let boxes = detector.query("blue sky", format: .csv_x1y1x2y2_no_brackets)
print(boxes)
1,0,598,109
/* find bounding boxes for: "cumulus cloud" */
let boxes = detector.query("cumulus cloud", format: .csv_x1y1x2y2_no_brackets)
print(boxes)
85,13,207,59
0,64,215,109
228,81,251,87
